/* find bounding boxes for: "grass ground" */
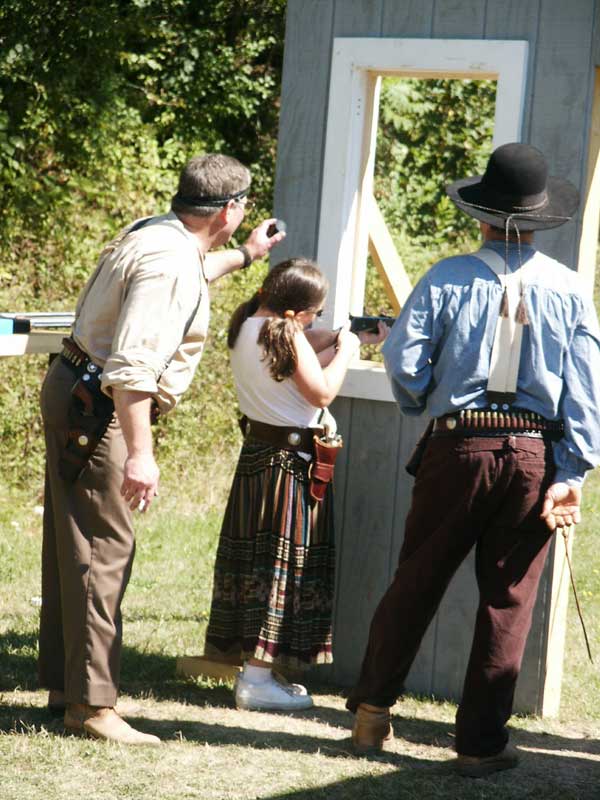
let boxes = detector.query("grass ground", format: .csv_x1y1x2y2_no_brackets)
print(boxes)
1,462,599,800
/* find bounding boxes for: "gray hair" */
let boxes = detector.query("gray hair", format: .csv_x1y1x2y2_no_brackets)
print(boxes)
171,154,251,217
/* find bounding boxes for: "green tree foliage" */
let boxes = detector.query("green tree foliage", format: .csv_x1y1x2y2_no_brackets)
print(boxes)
375,77,496,249
0,0,285,299
363,77,496,325
0,5,498,488
0,0,286,486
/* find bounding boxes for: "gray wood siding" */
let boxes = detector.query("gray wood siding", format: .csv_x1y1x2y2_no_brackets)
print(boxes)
532,1,596,268
276,0,598,713
273,0,335,261
595,2,600,67
432,0,486,37
381,0,435,36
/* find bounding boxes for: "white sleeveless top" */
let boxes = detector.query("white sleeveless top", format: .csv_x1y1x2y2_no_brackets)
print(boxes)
230,317,321,428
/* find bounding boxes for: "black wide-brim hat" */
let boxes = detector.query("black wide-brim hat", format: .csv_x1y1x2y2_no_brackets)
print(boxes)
446,142,579,231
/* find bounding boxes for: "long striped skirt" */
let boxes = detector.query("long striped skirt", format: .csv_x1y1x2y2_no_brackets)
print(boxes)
204,442,335,669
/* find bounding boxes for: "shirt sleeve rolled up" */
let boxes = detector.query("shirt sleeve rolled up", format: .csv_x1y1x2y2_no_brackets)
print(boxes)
102,247,201,398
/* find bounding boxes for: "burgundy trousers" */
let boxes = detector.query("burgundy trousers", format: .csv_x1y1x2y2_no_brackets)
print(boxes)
346,432,555,757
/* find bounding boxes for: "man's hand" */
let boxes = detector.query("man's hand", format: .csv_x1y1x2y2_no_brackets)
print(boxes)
357,320,391,346
112,389,159,513
122,451,160,512
540,482,582,531
244,218,286,262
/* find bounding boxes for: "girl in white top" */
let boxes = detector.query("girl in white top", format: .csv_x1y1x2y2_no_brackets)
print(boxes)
204,258,387,711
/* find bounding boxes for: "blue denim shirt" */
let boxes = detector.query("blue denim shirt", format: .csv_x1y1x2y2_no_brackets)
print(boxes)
382,240,600,486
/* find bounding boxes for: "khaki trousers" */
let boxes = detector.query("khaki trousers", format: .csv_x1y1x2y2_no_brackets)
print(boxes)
38,357,134,707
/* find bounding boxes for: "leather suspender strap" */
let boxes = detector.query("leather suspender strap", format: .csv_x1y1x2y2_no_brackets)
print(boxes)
474,248,539,403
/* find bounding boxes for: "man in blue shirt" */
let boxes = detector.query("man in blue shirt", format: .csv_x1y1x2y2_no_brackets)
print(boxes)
346,143,600,776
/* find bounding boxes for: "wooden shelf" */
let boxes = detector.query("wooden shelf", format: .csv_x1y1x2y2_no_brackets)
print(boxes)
0,332,64,357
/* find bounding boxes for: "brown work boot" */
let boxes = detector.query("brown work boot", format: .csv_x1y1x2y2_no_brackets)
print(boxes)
351,703,394,753
454,743,520,777
47,689,66,715
64,704,160,746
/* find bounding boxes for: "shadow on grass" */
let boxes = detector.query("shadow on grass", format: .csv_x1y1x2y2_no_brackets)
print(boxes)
2,626,598,795
0,700,598,798
0,630,38,691
253,755,599,800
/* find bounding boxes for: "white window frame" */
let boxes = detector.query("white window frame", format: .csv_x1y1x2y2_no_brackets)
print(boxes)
316,37,529,401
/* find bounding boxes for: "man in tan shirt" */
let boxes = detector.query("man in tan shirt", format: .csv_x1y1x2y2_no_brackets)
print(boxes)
39,154,284,745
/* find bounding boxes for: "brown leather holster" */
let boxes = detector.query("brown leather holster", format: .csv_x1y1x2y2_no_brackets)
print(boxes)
309,434,343,502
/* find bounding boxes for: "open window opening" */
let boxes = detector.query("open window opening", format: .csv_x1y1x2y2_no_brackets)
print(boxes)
362,76,497,362
316,38,528,400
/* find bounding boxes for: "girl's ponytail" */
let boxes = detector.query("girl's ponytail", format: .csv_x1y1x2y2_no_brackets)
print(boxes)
257,315,302,381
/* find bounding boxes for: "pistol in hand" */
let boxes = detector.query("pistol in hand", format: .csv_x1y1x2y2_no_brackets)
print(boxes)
349,314,395,334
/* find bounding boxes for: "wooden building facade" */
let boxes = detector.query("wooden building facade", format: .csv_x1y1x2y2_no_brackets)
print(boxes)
272,0,600,715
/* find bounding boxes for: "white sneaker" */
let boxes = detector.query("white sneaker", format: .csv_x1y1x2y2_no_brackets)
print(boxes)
272,672,308,696
235,675,313,711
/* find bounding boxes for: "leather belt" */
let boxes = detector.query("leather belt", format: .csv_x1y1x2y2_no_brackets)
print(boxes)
433,408,564,438
60,337,161,425
241,416,320,452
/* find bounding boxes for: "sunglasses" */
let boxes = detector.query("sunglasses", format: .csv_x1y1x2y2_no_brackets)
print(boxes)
233,196,255,210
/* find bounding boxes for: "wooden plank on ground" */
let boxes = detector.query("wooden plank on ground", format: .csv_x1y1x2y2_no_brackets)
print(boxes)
176,656,241,681
273,0,335,261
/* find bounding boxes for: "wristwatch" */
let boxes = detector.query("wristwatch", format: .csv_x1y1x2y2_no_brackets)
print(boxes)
236,245,253,269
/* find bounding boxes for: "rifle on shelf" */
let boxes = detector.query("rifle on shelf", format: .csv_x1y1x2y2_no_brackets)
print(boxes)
0,312,75,334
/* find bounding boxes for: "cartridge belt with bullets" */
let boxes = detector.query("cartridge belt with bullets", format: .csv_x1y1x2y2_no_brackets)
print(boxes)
61,335,101,375
432,408,564,439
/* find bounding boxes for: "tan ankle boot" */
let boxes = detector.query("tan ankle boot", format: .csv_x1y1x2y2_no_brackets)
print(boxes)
351,703,394,753
64,704,160,746
454,743,520,777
